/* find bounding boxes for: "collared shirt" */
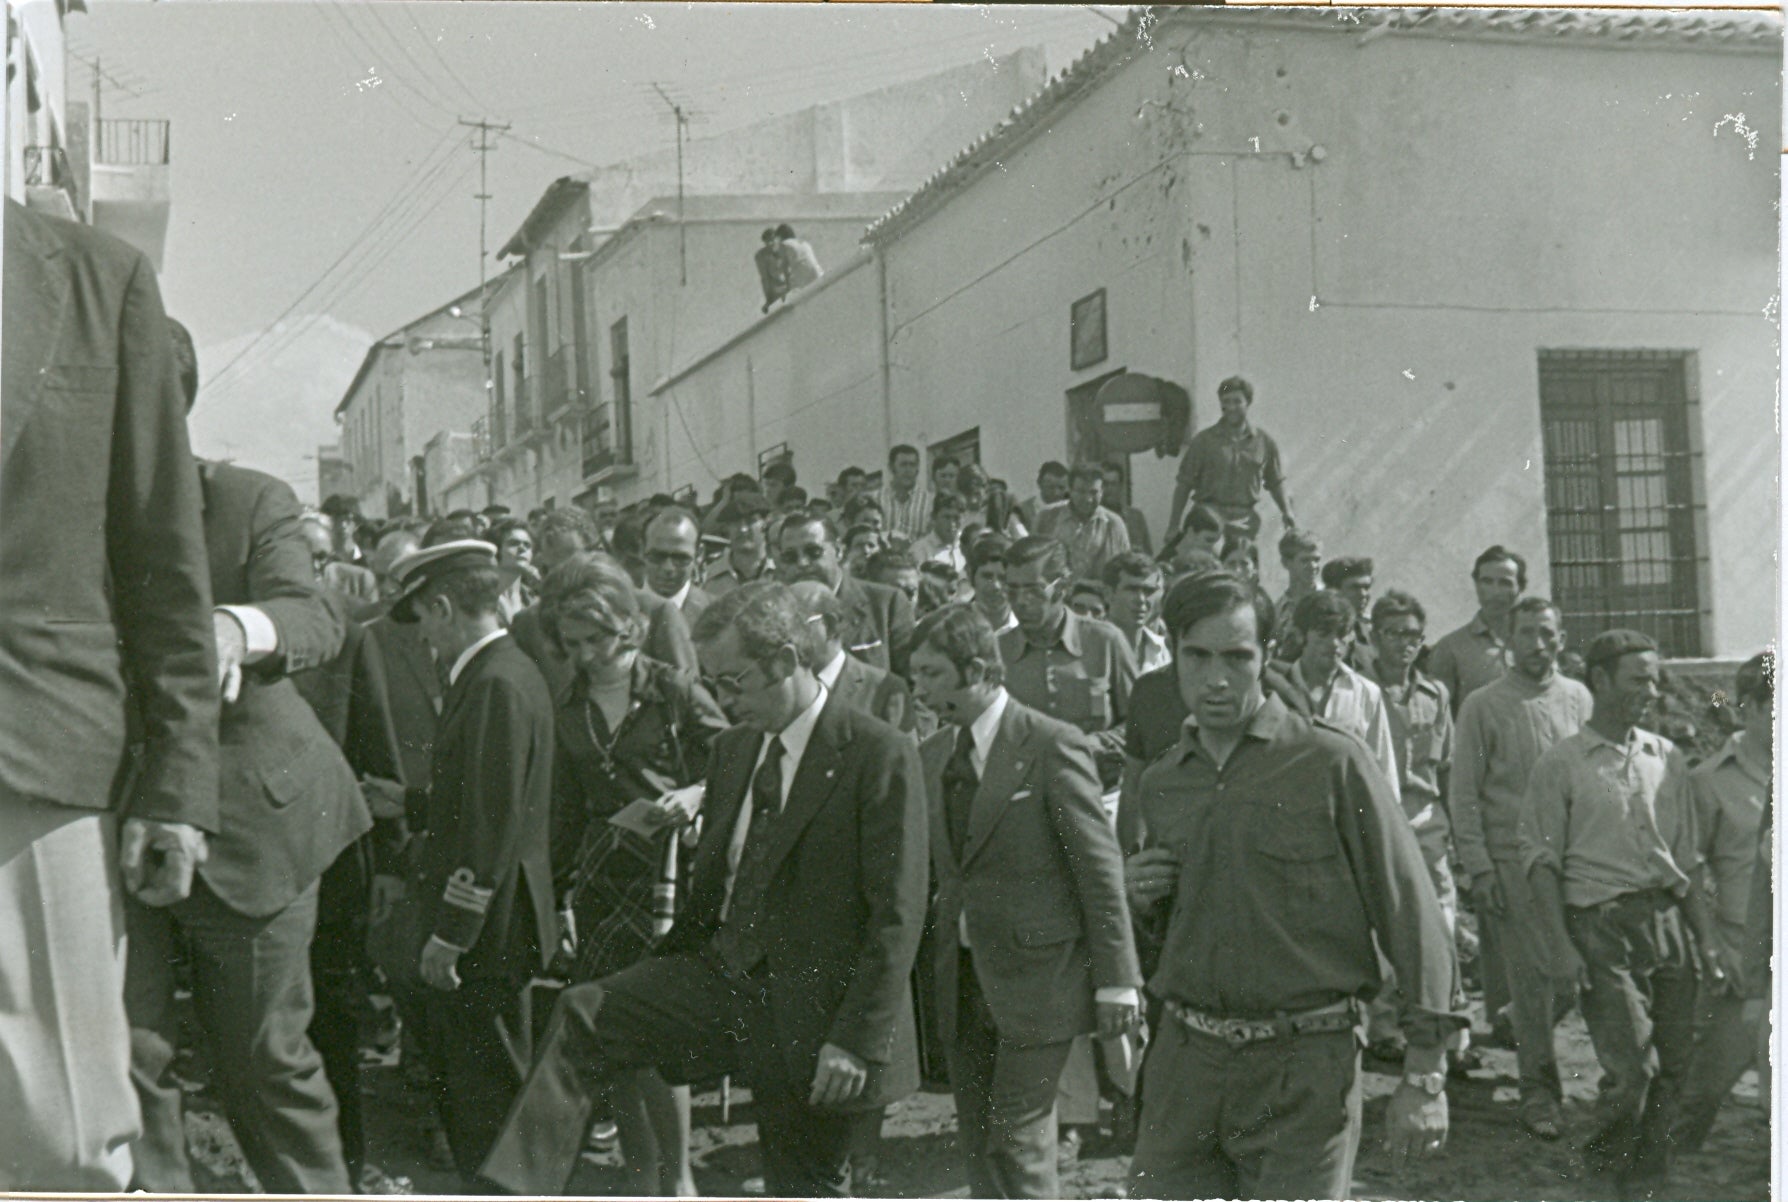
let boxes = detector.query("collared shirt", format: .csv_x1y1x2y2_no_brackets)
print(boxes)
1136,695,1462,1043
1174,420,1285,511
878,484,932,542
1449,671,1593,880
1690,733,1770,942
704,553,770,597
911,531,970,580
1034,501,1131,581
1129,621,1172,676
998,610,1136,738
661,579,693,611
1287,661,1401,804
816,649,847,691
988,608,1019,636
1370,665,1453,835
722,685,829,918
448,628,509,687
1426,614,1511,717
1518,726,1700,909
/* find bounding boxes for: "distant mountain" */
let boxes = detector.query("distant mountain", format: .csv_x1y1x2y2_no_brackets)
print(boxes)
187,315,371,506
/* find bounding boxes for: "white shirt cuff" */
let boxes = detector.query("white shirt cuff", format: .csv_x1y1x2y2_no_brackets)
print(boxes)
217,604,279,662
1095,986,1141,1007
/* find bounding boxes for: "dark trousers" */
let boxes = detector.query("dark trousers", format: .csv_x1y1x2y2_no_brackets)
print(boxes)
480,950,856,1197
125,878,350,1195
1566,890,1698,1189
1492,857,1571,1101
1673,985,1764,1152
947,951,1073,1198
421,973,530,1181
309,837,374,1176
1127,1021,1361,1200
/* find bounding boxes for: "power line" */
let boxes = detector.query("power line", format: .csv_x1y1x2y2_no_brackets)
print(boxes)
199,125,462,400
397,5,490,115
306,0,444,130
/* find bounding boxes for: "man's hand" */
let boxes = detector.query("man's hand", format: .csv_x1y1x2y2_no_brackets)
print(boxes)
1097,999,1141,1040
369,873,405,927
1383,1082,1449,1173
1548,939,1588,993
419,936,463,992
647,784,705,831
1700,937,1740,996
1470,870,1504,918
119,818,208,907
809,1042,869,1107
1126,848,1179,910
214,609,248,704
361,777,409,822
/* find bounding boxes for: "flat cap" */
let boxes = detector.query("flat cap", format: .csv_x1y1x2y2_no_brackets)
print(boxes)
388,538,498,624
1583,628,1658,672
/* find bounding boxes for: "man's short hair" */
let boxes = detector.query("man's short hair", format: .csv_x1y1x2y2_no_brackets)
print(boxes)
1217,375,1253,402
1037,460,1069,483
1220,535,1259,570
1371,590,1427,631
1509,595,1563,625
1278,527,1322,562
1161,570,1273,648
415,562,502,621
1472,544,1529,590
789,580,843,662
646,506,700,541
536,507,599,550
1320,556,1374,588
967,533,1011,579
889,444,919,468
1102,551,1162,592
487,516,533,549
779,512,839,547
865,547,918,579
911,603,1005,686
956,462,987,492
1069,579,1110,607
693,580,815,669
842,522,881,550
774,223,797,240
929,455,956,479
932,491,966,518
842,494,884,524
423,516,481,547
1067,463,1104,489
1003,535,1068,581
321,494,363,524
1292,590,1357,638
1186,503,1225,536
838,466,867,487
763,461,797,489
167,318,200,409
1736,650,1775,705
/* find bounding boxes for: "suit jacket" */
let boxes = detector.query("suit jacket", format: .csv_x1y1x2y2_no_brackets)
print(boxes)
678,584,715,632
510,589,698,701
421,634,557,980
0,199,218,826
835,575,915,676
921,698,1140,1049
660,694,928,1110
829,654,913,734
198,462,370,917
363,608,443,798
291,592,405,788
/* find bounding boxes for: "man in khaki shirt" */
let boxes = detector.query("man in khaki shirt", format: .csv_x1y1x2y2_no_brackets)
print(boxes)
1426,546,1525,718
1519,629,1720,1197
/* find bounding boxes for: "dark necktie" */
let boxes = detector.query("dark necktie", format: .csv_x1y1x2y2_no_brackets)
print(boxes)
943,726,978,859
712,736,785,975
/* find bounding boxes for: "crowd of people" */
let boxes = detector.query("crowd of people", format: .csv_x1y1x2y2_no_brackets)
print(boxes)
1,195,1773,1202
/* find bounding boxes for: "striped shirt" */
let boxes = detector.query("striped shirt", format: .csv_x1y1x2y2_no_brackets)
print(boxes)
878,484,932,542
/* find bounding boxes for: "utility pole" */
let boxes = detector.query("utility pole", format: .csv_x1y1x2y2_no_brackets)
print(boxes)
649,84,693,286
458,117,510,386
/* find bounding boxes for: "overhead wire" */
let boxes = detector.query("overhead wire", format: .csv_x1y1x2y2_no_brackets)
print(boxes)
199,124,463,401
396,4,491,115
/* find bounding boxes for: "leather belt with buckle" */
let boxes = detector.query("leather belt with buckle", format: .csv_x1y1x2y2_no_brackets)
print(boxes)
1164,999,1358,1047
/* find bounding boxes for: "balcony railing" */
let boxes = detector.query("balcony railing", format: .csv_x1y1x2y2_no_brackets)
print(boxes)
583,403,619,478
96,119,170,166
470,416,490,462
24,145,71,188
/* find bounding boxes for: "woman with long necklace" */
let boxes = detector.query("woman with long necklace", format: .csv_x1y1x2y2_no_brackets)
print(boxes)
541,561,728,1196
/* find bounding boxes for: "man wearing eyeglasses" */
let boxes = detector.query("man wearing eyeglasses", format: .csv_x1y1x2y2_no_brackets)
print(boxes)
481,582,928,1197
776,513,914,677
643,507,714,630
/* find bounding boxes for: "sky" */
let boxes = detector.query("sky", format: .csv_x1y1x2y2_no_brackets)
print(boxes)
71,2,1121,491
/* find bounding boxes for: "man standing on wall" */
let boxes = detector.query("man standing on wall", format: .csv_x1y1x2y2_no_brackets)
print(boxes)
1167,376,1295,540
879,445,933,543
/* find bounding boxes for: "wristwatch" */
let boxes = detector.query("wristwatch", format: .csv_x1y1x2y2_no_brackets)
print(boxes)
1402,1070,1446,1096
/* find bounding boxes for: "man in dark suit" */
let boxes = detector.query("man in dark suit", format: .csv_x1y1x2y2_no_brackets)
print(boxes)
776,512,914,676
291,584,408,1186
644,506,716,629
481,581,929,1196
0,200,219,1190
126,373,369,1193
389,540,557,1184
910,605,1142,1197
792,580,913,733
